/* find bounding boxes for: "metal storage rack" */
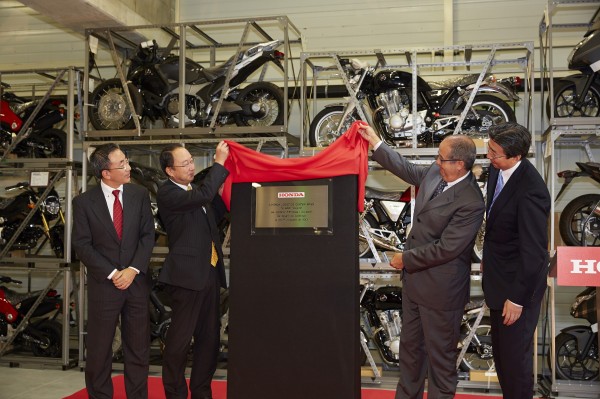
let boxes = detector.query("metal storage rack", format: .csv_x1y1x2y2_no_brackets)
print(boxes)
76,16,304,371
81,16,304,151
539,0,600,396
299,41,535,154
300,42,533,391
0,67,81,369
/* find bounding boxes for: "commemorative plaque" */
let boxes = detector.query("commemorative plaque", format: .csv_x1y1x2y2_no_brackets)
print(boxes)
251,178,333,235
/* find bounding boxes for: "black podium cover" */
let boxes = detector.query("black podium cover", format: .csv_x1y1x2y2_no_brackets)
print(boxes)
228,175,360,399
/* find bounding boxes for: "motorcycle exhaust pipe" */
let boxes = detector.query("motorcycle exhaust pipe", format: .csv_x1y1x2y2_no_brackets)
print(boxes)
358,233,402,252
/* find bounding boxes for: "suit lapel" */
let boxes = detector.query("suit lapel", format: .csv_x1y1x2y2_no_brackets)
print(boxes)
415,176,444,215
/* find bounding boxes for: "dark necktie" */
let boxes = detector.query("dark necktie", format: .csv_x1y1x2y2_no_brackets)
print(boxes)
431,180,447,200
112,189,123,240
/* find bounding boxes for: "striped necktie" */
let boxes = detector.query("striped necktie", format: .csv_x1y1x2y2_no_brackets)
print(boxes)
112,189,123,240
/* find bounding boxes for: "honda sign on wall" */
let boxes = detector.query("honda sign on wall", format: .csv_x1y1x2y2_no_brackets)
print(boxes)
556,246,600,286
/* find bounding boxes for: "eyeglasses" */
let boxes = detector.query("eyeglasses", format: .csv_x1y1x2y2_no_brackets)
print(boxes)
105,158,130,171
172,157,195,168
487,147,507,160
436,153,459,163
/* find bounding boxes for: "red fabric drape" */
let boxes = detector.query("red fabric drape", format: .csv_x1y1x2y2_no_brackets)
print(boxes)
222,121,369,211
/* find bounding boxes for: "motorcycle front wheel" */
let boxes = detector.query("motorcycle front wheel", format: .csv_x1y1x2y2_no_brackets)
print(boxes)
89,78,142,130
553,331,599,380
234,82,284,127
30,320,62,358
460,95,516,135
309,105,360,147
559,194,600,246
458,316,493,372
548,80,600,118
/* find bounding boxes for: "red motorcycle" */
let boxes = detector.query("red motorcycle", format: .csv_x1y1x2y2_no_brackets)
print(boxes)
0,82,66,158
0,275,63,357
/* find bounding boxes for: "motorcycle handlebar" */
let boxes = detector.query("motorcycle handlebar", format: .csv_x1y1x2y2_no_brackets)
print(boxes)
5,182,30,192
0,276,22,284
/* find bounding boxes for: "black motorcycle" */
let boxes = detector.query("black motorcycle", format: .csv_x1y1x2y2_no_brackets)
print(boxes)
0,82,66,158
309,58,519,147
359,279,493,372
555,161,600,246
549,6,600,118
89,39,285,130
552,287,598,380
0,276,63,357
0,181,66,258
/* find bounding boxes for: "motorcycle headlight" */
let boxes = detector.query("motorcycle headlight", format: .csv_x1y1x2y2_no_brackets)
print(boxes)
42,195,61,216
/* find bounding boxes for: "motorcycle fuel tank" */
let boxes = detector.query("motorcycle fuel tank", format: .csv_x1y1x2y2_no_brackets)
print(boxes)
374,286,402,311
372,70,431,92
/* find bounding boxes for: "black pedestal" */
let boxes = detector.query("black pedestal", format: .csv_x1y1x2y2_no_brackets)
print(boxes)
228,175,360,399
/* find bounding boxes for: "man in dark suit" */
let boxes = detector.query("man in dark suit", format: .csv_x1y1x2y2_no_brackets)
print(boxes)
72,143,155,399
157,142,230,399
482,122,550,399
359,124,484,399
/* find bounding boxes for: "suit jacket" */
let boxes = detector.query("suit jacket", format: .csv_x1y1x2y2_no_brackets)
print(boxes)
482,158,550,310
157,163,229,291
373,144,485,311
72,183,155,293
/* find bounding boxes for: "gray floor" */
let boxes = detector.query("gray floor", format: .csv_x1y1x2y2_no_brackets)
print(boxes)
0,361,593,399
1,365,86,399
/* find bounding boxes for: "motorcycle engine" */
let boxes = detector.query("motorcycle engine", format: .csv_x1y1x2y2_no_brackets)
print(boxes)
379,310,402,357
376,90,424,138
165,94,204,125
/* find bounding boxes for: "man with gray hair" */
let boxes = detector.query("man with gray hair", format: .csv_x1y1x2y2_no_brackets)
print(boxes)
358,124,484,399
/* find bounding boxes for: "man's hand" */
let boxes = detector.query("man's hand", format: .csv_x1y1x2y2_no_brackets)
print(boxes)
357,123,382,149
214,141,230,165
112,268,137,290
390,253,404,270
502,300,523,326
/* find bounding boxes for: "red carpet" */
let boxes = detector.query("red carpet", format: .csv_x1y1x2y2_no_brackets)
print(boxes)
63,375,500,399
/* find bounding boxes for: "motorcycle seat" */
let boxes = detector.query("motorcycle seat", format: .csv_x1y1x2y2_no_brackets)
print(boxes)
201,61,234,82
1,286,45,304
428,74,481,90
365,186,403,201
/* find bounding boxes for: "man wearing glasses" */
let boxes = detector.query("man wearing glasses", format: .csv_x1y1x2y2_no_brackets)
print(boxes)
358,124,484,399
157,142,229,399
482,122,550,399
72,143,155,399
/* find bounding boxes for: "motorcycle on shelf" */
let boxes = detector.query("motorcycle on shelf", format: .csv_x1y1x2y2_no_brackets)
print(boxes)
555,161,600,246
548,6,600,118
0,82,67,158
89,39,286,130
359,279,493,373
308,58,519,148
0,276,63,357
0,181,66,258
551,287,598,380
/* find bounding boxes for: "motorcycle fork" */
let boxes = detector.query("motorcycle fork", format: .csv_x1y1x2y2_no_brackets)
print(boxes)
573,74,595,110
